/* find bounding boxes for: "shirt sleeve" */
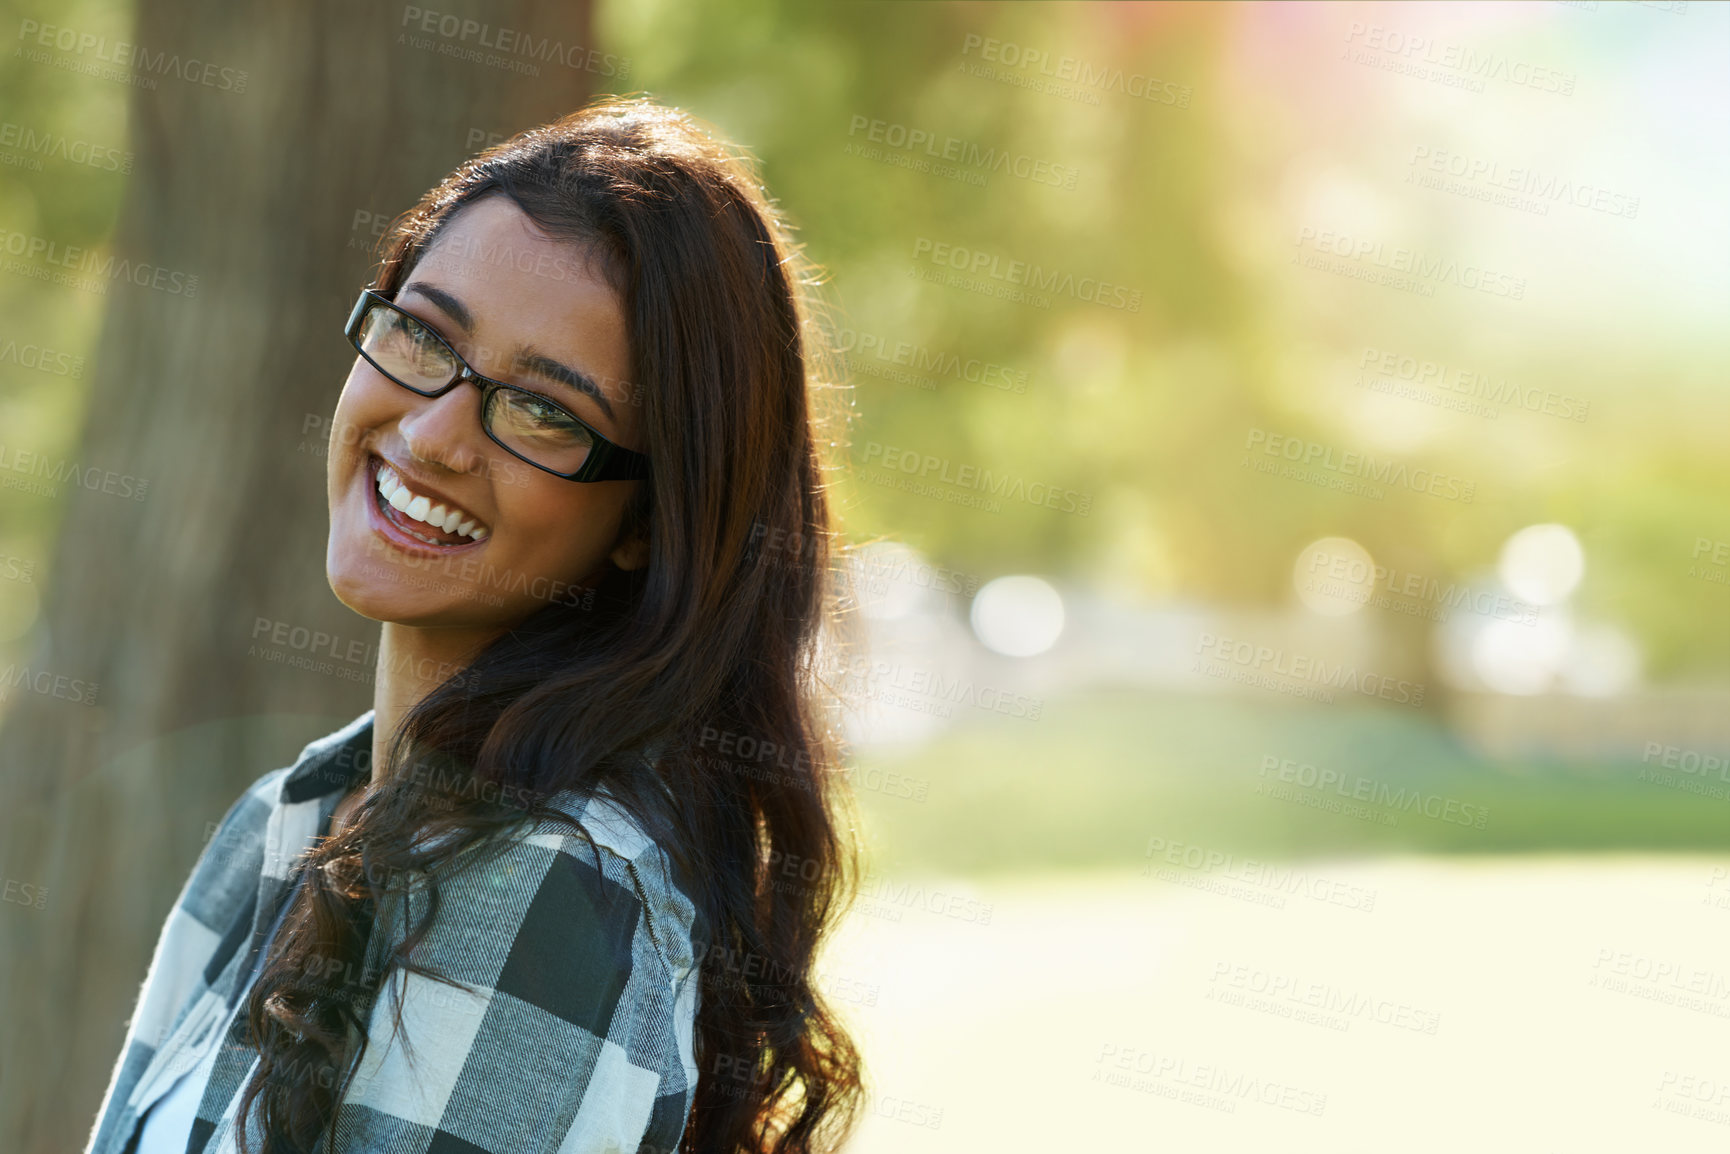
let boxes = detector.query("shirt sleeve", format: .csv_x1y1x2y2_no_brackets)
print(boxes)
324,829,699,1154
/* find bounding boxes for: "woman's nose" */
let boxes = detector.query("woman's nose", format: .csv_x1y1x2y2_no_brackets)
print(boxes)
398,383,486,475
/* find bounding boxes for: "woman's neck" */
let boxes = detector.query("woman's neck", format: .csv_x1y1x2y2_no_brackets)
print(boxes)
368,620,498,790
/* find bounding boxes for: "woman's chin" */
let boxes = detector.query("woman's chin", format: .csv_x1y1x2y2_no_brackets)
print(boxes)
326,563,399,622
327,536,426,621
330,553,509,634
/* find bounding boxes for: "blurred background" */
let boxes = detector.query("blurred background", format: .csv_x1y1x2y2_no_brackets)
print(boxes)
1,0,1726,1149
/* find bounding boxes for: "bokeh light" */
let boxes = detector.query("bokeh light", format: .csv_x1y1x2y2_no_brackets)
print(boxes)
970,576,1065,657
1293,536,1375,617
1498,523,1586,607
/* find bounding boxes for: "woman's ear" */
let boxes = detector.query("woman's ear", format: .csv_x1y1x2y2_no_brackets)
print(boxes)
610,529,649,571
610,485,651,571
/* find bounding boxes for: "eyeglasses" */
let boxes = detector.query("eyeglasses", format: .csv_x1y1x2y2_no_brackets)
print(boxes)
344,288,650,483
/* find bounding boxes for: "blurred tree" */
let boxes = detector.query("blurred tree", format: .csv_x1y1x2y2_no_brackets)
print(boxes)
0,2,602,1149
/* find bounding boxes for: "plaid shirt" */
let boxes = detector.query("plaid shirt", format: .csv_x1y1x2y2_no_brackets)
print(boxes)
84,711,703,1154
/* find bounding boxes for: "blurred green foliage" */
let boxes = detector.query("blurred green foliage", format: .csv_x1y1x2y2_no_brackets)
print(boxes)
3,0,1726,680
593,0,1728,683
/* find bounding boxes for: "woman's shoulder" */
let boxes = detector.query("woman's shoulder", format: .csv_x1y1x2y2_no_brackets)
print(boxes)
188,764,296,886
397,783,701,989
519,784,702,980
342,786,704,1154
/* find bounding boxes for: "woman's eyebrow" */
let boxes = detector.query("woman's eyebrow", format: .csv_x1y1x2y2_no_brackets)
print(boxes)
517,352,617,420
400,281,616,419
402,282,475,332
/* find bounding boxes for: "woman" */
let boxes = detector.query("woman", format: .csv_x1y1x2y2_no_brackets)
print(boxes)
85,95,864,1154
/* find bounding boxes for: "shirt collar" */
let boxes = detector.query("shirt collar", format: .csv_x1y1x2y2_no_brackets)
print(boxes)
274,710,651,826
280,710,375,804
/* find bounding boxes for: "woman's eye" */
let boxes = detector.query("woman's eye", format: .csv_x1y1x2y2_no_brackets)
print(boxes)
397,321,446,364
511,393,595,442
375,314,445,367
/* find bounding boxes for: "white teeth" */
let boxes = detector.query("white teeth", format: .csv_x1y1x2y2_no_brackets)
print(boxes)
372,459,488,541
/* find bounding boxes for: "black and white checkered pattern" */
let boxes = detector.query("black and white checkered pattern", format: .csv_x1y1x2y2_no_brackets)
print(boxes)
84,711,702,1154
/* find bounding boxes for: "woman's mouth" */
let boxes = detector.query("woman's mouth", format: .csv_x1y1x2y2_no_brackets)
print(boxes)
367,455,490,551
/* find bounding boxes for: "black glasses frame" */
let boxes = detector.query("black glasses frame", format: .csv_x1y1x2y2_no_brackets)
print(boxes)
344,288,650,483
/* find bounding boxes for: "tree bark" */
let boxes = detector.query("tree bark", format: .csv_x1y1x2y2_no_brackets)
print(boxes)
0,4,598,1148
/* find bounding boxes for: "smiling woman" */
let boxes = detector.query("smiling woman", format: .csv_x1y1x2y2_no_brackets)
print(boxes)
84,96,864,1154
327,196,652,640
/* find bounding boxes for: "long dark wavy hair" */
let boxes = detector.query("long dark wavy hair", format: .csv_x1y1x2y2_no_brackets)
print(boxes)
236,95,864,1154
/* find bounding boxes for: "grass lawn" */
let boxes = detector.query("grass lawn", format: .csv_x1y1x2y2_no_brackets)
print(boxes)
845,687,1730,877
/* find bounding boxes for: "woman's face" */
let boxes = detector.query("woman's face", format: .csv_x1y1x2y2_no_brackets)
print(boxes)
325,194,646,631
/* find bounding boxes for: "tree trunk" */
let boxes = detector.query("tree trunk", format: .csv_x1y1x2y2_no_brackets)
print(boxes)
0,3,598,1148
